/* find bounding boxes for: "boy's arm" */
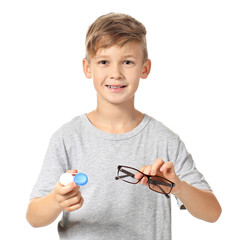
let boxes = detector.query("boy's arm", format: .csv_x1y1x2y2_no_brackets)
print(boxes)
26,191,63,227
26,171,84,228
173,181,221,222
139,158,222,223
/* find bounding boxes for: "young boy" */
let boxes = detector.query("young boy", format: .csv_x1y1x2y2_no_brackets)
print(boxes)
26,13,221,239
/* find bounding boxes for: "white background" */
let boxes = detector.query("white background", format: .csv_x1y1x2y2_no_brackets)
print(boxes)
0,0,244,239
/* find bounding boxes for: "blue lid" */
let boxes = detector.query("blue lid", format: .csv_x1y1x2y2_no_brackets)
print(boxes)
74,173,88,186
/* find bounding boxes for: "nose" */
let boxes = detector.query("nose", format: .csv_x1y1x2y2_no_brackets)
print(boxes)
109,63,123,80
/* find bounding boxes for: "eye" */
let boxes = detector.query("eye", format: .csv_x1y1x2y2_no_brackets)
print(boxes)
123,60,134,65
98,60,109,65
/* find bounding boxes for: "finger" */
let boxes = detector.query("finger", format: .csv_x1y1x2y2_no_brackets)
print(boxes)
151,158,165,175
160,161,174,174
143,165,151,175
134,171,143,180
140,165,151,185
64,185,81,199
66,193,81,207
137,166,146,183
55,185,81,204
58,182,77,196
140,176,148,185
62,192,82,209
138,165,146,173
65,196,84,212
67,169,78,176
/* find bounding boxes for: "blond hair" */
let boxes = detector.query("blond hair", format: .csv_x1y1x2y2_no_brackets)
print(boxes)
85,13,148,62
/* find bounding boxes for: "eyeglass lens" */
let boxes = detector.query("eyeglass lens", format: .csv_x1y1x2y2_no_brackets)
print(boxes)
148,176,172,194
118,166,172,194
118,167,142,184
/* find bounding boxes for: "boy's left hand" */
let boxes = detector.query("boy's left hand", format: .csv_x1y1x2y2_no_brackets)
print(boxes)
139,158,183,195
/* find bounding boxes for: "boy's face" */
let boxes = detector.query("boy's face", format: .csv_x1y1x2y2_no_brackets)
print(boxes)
83,43,151,106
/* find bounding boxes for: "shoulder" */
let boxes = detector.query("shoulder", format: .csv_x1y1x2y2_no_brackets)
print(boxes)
147,115,189,161
146,115,182,155
147,115,179,141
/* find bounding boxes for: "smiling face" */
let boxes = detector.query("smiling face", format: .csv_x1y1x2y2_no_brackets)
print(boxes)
83,43,151,106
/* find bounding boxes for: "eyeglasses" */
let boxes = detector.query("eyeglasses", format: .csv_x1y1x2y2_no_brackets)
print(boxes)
115,165,175,198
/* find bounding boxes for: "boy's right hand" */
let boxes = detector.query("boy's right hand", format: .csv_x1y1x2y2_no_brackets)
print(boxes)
53,170,84,212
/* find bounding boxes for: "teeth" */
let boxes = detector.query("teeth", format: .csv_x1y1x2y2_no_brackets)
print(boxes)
107,85,125,89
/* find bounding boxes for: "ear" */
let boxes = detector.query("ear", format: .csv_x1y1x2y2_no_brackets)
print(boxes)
141,59,151,79
83,58,92,78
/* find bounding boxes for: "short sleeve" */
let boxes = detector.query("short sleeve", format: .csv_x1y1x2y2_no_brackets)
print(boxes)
30,131,69,200
169,136,212,209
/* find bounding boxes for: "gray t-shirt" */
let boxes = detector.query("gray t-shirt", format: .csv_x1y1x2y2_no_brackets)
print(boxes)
30,114,211,240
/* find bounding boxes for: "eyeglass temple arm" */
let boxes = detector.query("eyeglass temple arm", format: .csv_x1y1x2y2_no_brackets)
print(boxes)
148,178,174,188
116,169,175,188
115,168,172,198
148,179,170,198
115,168,135,180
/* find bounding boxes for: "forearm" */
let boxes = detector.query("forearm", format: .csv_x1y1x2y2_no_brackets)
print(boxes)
173,181,222,222
26,191,63,227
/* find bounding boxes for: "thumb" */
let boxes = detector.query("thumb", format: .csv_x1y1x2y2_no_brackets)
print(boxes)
66,169,78,175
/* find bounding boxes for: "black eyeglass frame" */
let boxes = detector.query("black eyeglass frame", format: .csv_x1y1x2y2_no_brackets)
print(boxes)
115,165,175,198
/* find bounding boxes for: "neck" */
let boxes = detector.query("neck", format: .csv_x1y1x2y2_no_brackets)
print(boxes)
87,95,144,134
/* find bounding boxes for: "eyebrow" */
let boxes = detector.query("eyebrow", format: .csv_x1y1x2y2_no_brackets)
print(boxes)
95,55,137,59
122,55,137,59
94,55,109,59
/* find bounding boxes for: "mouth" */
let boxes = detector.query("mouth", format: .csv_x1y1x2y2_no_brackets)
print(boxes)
105,85,127,89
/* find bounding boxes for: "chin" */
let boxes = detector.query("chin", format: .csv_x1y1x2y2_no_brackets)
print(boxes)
106,95,135,106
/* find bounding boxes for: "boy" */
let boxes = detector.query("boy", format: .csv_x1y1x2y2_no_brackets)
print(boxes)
26,13,221,239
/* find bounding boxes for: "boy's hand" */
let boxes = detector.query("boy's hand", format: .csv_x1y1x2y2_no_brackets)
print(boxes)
53,170,84,212
138,158,183,195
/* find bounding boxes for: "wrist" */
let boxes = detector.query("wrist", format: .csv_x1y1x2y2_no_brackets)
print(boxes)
172,180,186,197
50,190,63,212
